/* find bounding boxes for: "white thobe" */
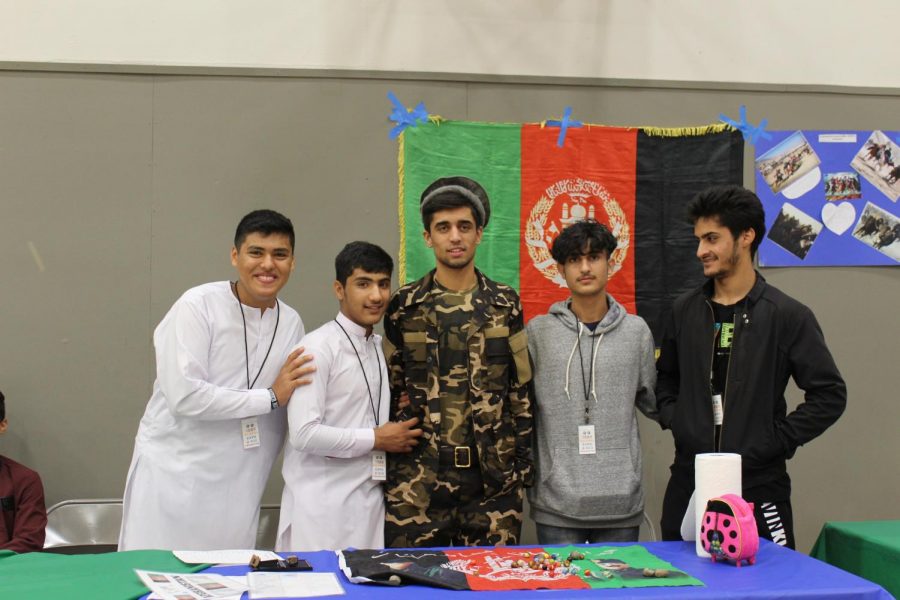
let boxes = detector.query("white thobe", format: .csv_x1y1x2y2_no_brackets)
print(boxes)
276,312,390,552
119,281,304,551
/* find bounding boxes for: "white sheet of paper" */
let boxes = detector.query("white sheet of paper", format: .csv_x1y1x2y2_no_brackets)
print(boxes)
818,133,857,143
174,549,281,565
782,166,821,199
248,572,345,599
147,577,247,600
136,570,247,600
822,201,856,235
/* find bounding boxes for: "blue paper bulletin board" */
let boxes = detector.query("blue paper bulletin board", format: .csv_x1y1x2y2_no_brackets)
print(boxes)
755,130,900,267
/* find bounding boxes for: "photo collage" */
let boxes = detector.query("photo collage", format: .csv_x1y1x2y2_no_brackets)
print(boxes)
755,130,900,266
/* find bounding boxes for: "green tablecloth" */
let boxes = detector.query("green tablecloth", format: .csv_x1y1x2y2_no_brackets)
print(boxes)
811,520,900,599
0,549,207,600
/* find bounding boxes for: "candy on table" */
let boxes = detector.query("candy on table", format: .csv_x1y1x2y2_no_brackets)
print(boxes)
642,568,670,578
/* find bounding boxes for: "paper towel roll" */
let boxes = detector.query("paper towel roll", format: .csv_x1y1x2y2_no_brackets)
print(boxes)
694,453,741,557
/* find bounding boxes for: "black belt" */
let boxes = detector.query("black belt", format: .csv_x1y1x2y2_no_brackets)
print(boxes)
438,445,475,468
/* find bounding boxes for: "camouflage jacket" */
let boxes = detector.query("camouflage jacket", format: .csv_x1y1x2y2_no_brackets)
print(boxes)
383,269,534,499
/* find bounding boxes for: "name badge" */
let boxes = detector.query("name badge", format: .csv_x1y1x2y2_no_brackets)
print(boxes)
578,424,596,455
711,394,724,426
241,417,261,449
371,451,387,481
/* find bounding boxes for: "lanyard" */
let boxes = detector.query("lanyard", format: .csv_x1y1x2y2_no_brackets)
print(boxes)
334,319,383,426
577,326,603,425
233,282,280,389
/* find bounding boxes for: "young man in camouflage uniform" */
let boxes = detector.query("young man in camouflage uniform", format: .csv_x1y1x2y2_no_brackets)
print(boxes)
383,176,533,547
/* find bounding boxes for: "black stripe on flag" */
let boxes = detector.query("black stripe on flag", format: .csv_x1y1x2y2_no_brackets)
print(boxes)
634,129,744,344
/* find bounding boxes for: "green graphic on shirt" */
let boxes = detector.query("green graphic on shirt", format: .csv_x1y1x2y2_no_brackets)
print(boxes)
719,322,734,349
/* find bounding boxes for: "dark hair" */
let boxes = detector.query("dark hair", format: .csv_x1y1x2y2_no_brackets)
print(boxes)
234,209,295,252
686,185,766,257
0,389,5,421
420,176,490,230
551,220,618,263
335,241,394,285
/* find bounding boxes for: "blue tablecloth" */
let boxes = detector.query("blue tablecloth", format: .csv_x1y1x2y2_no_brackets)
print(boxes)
199,540,893,599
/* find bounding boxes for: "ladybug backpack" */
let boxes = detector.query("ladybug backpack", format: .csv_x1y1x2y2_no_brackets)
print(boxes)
700,493,760,566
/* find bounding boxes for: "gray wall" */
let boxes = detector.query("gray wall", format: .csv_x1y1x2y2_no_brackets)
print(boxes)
1,68,897,552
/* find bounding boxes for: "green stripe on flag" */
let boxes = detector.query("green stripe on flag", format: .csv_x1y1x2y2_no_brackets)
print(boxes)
401,121,521,287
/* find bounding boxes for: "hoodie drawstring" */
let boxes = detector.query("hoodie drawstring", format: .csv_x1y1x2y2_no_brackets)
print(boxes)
588,332,604,404
563,322,582,405
564,322,605,423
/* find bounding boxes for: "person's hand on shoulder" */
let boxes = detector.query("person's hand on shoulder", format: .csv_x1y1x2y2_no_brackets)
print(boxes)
271,347,316,406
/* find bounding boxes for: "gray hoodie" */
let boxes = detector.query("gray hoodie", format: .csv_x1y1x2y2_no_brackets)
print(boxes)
526,295,658,529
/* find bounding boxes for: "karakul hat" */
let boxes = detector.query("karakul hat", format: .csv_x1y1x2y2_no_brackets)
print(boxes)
420,176,491,228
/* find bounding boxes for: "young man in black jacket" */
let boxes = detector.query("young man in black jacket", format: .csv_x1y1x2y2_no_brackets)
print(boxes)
656,185,846,549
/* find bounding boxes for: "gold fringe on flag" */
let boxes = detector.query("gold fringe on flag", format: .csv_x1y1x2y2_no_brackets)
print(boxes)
533,121,734,138
638,123,735,137
397,118,735,138
397,131,407,283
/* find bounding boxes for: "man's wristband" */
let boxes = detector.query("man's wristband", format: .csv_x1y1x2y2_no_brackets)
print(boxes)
268,388,279,410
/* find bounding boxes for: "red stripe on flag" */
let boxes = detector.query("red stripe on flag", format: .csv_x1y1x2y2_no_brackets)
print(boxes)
443,547,590,591
519,125,638,321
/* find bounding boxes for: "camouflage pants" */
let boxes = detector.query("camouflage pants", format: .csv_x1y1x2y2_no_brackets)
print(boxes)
385,464,523,548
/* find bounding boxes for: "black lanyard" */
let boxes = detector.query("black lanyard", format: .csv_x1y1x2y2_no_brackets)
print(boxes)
576,325,598,424
233,282,280,389
335,319,383,426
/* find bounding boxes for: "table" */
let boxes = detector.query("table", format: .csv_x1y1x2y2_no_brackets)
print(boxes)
811,520,900,599
1,541,890,599
202,540,892,599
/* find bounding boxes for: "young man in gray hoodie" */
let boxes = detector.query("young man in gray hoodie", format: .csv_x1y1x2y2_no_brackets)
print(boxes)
526,220,658,544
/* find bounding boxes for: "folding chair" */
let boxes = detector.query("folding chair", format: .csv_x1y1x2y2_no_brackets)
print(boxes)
43,498,122,554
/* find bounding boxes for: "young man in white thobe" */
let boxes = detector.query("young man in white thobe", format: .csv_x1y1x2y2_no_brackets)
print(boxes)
119,210,315,551
276,241,423,552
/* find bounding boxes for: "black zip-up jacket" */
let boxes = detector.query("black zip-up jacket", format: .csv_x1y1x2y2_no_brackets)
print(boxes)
656,272,846,488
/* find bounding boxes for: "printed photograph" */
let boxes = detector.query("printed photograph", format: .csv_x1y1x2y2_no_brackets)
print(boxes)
756,131,821,195
767,202,824,260
824,172,861,201
850,130,900,202
852,202,900,261
200,582,227,590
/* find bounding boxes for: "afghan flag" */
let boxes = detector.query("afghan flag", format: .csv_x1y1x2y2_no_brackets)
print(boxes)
398,121,743,342
338,545,703,591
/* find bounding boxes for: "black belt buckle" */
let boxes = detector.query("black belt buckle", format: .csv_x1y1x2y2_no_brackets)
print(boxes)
454,446,472,468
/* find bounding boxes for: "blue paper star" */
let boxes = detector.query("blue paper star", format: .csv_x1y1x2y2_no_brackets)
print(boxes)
387,91,429,139
719,105,772,145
